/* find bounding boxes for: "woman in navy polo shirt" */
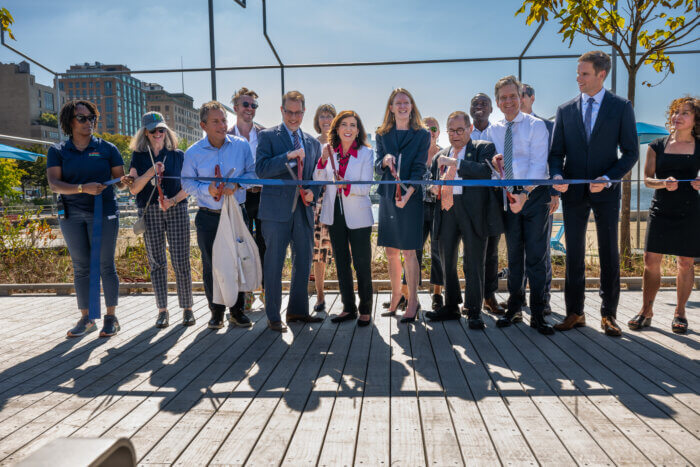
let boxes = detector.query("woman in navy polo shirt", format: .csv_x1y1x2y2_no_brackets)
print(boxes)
124,112,194,329
47,100,126,338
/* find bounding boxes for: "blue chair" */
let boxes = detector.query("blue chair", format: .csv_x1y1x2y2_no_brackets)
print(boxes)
550,220,566,254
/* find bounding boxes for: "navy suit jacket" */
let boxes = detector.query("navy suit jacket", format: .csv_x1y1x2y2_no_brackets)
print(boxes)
374,126,430,196
255,124,321,223
549,90,638,202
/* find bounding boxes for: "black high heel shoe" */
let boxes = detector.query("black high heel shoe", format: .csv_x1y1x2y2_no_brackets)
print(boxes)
627,314,652,330
400,304,421,323
381,295,406,317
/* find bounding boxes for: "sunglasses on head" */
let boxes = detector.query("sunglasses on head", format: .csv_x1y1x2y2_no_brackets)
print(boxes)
74,114,96,124
149,128,166,134
241,101,258,109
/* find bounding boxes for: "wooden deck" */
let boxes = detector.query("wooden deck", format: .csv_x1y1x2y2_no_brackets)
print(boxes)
0,289,698,466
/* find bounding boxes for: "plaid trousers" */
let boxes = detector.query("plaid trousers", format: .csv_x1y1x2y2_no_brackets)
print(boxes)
141,201,193,309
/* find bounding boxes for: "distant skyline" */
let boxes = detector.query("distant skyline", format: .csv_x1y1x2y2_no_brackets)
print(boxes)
1,0,698,147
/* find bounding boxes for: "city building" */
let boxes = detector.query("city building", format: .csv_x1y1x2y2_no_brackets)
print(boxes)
59,62,146,136
0,61,66,143
143,83,201,144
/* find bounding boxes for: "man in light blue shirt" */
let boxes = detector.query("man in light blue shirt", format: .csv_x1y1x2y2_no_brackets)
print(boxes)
182,101,257,330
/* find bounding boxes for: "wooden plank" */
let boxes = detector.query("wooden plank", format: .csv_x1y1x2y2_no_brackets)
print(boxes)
206,310,331,465
352,292,391,467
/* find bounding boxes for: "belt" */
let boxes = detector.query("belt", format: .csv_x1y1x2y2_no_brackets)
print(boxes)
199,207,221,214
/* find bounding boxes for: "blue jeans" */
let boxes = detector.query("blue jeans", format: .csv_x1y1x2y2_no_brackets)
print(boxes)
59,207,120,310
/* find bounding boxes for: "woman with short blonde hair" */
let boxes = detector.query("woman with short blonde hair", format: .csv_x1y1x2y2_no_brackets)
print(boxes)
123,112,194,329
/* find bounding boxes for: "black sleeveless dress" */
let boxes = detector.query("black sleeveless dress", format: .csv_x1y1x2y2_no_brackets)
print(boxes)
644,136,700,257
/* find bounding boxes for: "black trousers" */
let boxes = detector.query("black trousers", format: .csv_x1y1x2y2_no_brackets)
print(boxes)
195,209,245,313
245,190,265,287
439,199,487,316
562,195,620,318
503,187,550,317
328,199,373,315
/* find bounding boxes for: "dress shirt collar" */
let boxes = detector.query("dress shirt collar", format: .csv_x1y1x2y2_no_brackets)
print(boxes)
66,135,99,152
233,123,257,141
201,134,232,151
581,87,606,105
500,111,526,125
448,145,467,159
283,123,303,142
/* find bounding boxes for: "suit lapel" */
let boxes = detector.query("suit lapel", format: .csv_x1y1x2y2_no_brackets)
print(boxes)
573,95,587,144
278,124,294,152
301,131,315,179
589,90,611,141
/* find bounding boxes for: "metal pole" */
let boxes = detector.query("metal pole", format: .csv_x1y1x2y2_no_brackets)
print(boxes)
262,0,285,96
208,0,217,100
518,19,545,81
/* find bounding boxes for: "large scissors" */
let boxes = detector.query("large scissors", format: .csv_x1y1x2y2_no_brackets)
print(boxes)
285,158,313,212
212,165,236,202
485,158,516,210
388,153,409,201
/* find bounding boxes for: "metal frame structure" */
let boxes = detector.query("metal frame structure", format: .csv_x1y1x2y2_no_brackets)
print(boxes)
2,1,699,248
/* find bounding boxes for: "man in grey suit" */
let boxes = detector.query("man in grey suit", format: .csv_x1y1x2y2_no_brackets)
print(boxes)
256,90,323,332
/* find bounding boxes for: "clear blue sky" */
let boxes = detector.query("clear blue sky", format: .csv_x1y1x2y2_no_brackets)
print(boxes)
2,0,698,146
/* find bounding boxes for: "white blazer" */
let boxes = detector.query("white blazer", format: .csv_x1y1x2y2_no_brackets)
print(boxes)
313,144,374,229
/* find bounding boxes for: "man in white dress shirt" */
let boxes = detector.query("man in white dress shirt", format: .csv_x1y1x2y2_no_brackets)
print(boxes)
483,76,554,335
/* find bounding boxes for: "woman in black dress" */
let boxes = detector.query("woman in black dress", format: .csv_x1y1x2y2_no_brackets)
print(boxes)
375,88,430,323
629,97,700,333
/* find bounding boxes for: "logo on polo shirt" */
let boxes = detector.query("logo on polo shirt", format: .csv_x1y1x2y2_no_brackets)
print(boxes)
88,152,101,157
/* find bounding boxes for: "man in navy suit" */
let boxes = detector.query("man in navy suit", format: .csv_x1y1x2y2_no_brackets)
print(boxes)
256,90,323,332
550,51,638,336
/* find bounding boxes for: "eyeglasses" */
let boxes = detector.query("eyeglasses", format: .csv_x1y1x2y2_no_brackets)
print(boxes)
283,109,304,118
447,128,466,135
241,101,259,109
149,128,166,134
429,126,438,133
74,114,96,124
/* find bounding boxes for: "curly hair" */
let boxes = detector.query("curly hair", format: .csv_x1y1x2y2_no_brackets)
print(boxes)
58,100,100,137
328,110,370,150
666,96,700,137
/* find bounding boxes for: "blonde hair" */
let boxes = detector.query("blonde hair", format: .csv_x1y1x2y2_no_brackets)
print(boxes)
129,125,179,152
376,88,426,136
232,87,258,106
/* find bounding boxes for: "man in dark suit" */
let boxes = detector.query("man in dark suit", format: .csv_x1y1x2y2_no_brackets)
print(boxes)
550,50,639,336
521,83,557,315
425,111,504,329
256,90,323,332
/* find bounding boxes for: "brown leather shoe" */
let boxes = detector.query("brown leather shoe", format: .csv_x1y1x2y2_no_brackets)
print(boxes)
286,314,324,324
268,320,288,333
601,317,622,337
554,313,586,331
483,297,506,315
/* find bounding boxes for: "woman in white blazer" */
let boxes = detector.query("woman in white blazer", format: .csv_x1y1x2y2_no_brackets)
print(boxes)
314,110,375,326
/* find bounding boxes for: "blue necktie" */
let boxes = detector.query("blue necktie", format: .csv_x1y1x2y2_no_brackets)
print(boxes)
88,193,103,320
503,121,515,193
584,97,595,140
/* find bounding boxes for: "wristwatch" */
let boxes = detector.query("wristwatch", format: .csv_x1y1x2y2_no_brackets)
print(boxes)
77,184,83,193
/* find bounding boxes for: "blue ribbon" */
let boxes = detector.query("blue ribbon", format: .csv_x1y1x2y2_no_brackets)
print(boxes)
88,178,121,320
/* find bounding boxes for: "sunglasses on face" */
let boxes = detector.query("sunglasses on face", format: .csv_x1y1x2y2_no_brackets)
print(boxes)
149,128,166,135
241,101,259,109
429,126,438,132
74,114,96,124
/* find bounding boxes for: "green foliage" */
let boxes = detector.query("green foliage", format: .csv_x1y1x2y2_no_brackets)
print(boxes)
16,145,49,197
178,137,191,151
0,7,15,40
95,132,132,168
0,159,25,200
516,0,699,85
37,112,58,128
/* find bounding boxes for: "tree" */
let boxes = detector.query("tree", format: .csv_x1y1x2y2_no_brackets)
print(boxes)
37,112,58,128
95,132,133,169
516,0,699,267
0,7,15,40
0,159,25,200
16,145,48,198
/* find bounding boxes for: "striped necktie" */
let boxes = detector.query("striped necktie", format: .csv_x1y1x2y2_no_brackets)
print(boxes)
503,121,514,193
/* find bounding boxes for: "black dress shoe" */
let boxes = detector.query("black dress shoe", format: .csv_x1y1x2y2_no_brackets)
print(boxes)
467,315,485,330
530,315,555,335
228,307,252,327
182,309,196,327
208,309,225,329
155,311,169,328
286,314,324,323
313,301,326,313
357,315,372,327
331,312,357,323
431,294,444,311
381,296,406,316
400,305,421,323
268,320,288,332
425,306,461,322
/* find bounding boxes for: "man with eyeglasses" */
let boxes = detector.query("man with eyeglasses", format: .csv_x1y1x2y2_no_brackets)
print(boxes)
521,83,557,316
256,90,323,333
425,111,504,329
228,87,266,310
469,93,507,316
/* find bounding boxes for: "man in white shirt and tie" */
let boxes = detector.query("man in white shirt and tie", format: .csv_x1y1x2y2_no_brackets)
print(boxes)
484,75,554,335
